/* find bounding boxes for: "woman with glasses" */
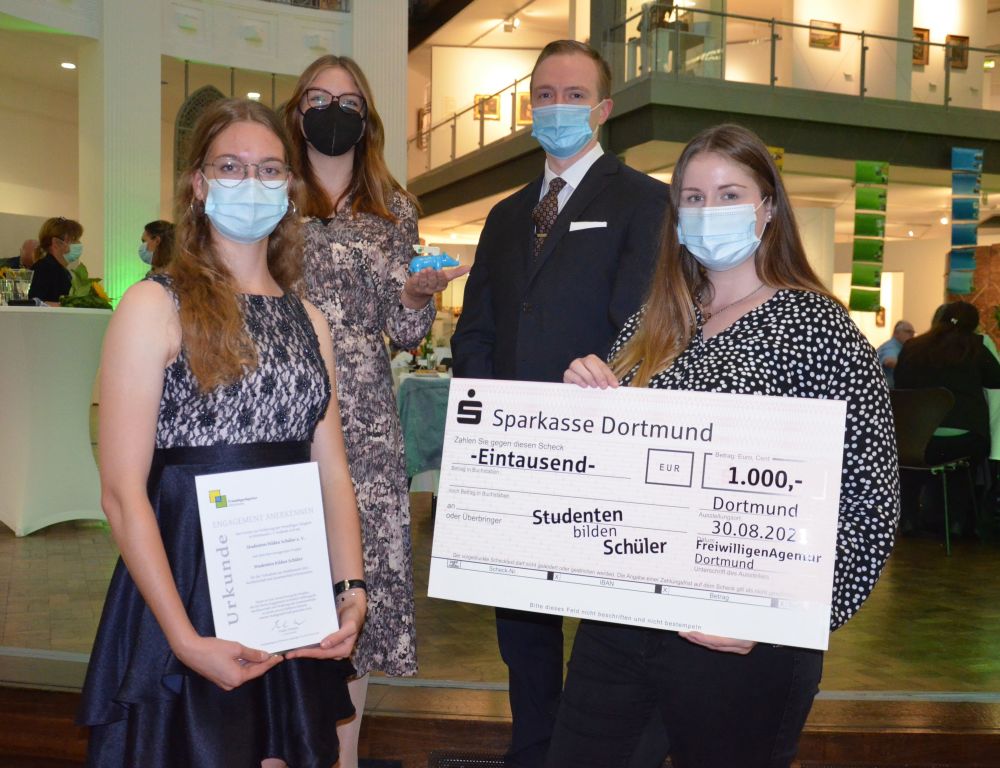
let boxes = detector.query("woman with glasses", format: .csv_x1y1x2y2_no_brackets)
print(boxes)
29,216,84,303
78,98,366,767
283,56,468,765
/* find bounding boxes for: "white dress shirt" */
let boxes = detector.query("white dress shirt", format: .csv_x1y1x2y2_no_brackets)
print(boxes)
540,142,605,214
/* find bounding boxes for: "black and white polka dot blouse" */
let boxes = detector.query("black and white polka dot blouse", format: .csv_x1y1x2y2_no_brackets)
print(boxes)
611,289,899,631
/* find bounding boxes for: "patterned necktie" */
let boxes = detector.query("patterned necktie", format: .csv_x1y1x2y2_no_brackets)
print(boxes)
531,177,567,259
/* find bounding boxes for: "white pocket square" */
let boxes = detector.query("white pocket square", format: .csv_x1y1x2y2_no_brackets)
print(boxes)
569,221,608,231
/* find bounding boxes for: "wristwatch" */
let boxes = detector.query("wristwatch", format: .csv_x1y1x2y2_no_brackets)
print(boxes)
334,578,367,595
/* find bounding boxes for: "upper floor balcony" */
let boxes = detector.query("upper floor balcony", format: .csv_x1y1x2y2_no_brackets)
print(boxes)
407,2,1000,184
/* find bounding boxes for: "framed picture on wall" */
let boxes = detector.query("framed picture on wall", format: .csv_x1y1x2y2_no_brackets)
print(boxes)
474,94,500,121
946,34,969,70
516,92,532,126
808,20,841,51
912,27,930,66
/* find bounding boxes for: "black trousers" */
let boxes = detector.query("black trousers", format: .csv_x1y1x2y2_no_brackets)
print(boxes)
497,610,671,768
496,608,565,768
545,621,822,768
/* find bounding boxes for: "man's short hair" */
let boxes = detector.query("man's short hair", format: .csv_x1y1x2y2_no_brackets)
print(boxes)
894,320,913,332
530,40,612,101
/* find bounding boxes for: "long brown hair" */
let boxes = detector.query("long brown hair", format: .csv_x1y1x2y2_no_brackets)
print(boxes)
169,98,303,392
282,55,416,220
613,123,834,386
144,219,175,271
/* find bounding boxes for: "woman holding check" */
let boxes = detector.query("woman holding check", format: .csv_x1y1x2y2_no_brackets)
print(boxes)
78,99,365,768
548,124,899,768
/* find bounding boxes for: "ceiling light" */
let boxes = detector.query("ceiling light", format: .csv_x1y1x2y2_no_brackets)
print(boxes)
449,232,457,240
985,59,996,71
503,16,520,32
940,216,949,225
61,62,76,70
907,230,914,237
247,92,261,101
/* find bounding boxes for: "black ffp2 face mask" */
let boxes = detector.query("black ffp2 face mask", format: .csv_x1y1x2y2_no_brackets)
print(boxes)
302,106,365,157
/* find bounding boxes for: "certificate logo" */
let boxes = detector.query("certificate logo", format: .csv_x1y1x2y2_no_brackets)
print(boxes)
456,389,483,425
208,489,228,509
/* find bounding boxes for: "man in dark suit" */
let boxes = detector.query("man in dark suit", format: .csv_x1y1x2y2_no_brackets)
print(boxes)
451,39,670,768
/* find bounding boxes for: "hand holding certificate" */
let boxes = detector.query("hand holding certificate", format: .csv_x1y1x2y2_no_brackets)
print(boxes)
196,462,340,653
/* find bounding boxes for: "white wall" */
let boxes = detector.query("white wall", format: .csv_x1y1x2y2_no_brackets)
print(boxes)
725,0,793,86
796,207,835,288
429,46,540,169
161,0,351,77
0,213,48,260
0,0,99,38
984,10,1000,110
912,0,988,109
408,46,432,180
791,0,901,99
0,77,79,221
833,271,904,346
834,235,948,336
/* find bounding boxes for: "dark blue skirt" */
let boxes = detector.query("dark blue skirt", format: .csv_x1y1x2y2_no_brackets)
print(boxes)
78,442,355,768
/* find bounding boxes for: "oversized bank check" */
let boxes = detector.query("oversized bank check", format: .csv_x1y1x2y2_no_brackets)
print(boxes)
427,378,847,650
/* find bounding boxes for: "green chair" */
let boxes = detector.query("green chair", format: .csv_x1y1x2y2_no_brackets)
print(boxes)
889,387,976,555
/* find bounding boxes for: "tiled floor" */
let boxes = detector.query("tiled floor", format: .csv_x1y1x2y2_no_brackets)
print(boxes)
1,491,999,695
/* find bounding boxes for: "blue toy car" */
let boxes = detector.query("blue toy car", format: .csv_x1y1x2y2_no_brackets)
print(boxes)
409,245,460,273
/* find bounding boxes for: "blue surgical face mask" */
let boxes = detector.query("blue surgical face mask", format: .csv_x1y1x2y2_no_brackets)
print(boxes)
66,242,83,263
138,242,153,265
530,102,603,159
676,200,769,272
203,178,289,245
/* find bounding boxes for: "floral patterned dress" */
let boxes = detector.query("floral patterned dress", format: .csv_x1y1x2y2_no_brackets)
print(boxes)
302,191,432,676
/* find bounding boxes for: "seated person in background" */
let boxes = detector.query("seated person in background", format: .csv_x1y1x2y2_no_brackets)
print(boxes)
895,301,1000,536
876,319,914,387
138,219,175,272
1,239,38,269
29,217,84,303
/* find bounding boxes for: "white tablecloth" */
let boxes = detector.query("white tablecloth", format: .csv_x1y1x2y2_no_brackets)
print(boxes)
0,307,110,535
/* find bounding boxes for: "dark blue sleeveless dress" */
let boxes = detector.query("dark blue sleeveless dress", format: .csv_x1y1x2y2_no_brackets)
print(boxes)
78,275,355,767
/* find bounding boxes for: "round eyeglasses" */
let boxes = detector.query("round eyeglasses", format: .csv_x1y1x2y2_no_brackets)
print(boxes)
300,88,366,116
201,156,290,189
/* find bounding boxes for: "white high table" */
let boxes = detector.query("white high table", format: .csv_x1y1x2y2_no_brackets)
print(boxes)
0,306,111,535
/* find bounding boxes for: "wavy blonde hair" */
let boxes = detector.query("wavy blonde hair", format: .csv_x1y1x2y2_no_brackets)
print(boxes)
282,55,416,220
613,124,836,387
169,98,303,392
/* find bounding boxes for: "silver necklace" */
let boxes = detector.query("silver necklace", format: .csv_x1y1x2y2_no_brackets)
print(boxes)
700,283,766,321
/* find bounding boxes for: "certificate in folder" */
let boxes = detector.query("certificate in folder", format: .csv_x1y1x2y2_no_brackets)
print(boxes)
195,462,338,652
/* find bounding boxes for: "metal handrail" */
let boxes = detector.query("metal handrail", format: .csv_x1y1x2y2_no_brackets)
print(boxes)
257,0,350,11
610,3,997,103
410,73,534,161
409,4,999,176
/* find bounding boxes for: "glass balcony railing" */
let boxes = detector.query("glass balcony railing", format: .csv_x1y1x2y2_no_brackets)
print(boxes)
608,4,997,110
408,73,533,180
408,6,998,181
258,0,350,10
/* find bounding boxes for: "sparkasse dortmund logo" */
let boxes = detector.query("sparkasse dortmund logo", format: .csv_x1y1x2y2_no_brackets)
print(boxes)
208,489,228,508
456,388,483,424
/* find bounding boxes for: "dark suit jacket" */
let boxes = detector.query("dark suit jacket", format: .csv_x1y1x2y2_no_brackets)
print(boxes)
452,152,669,383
